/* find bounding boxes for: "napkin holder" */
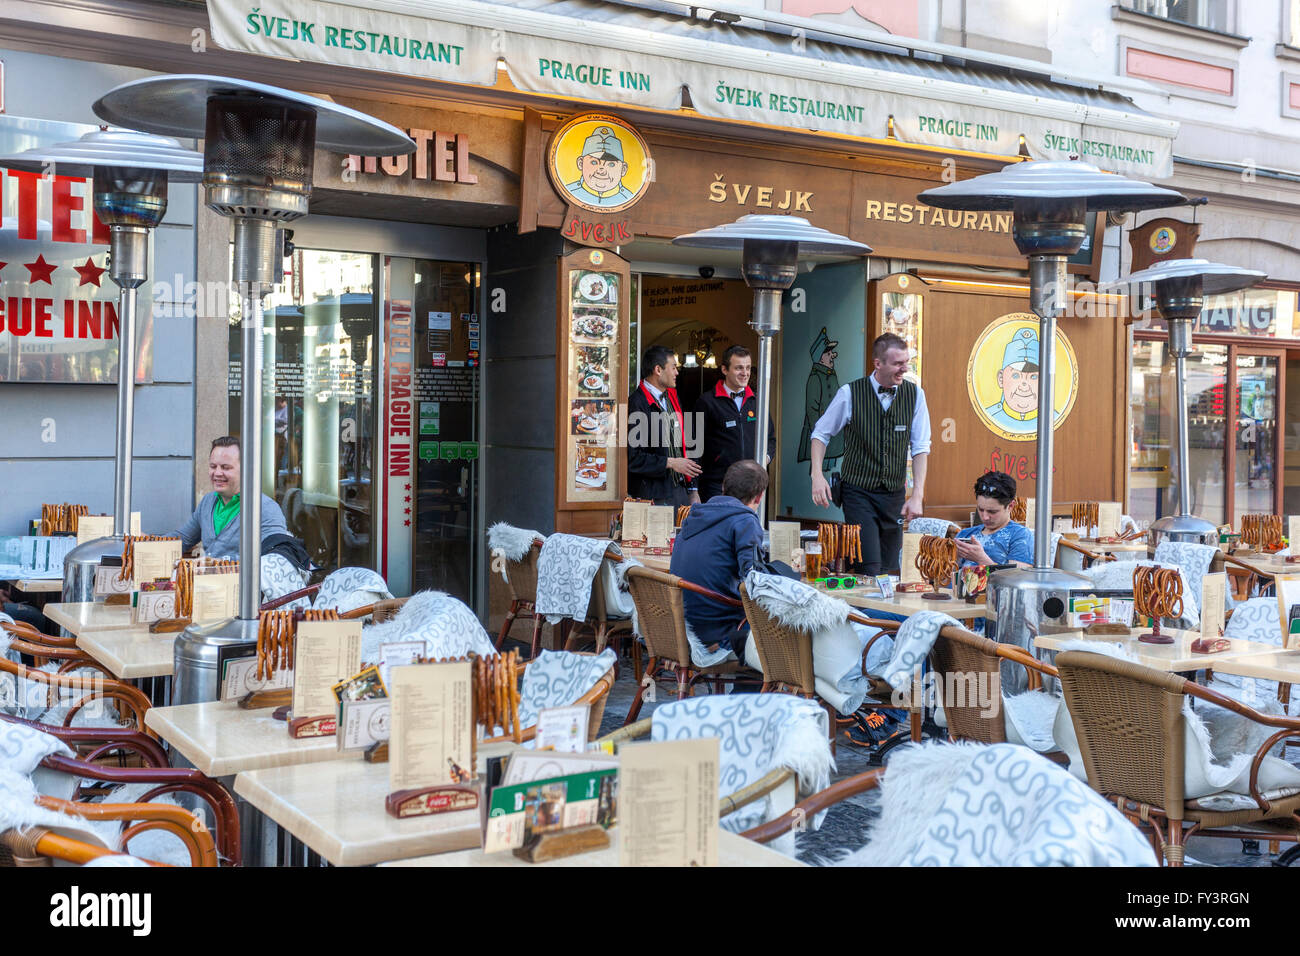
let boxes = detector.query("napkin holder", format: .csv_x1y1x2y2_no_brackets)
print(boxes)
385,780,481,818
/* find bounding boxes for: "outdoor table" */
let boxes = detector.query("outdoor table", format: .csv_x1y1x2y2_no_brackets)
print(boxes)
145,699,348,778
1032,628,1283,673
833,585,988,622
1210,650,1300,684
380,829,806,867
234,741,521,866
13,579,63,594
77,627,174,681
1223,553,1299,579
1062,538,1148,561
44,601,138,637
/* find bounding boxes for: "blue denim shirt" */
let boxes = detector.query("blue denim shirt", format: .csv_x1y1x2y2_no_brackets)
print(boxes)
955,520,1033,568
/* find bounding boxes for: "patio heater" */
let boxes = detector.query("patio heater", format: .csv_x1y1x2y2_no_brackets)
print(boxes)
0,129,204,604
92,76,413,706
919,161,1183,688
672,215,870,526
1107,259,1264,547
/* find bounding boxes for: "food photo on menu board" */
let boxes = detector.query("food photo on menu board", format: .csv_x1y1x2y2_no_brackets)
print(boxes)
571,399,615,439
576,345,610,396
574,443,608,491
574,270,619,306
572,311,617,341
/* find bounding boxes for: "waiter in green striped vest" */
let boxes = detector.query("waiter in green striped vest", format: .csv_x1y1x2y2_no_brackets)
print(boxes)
809,332,930,576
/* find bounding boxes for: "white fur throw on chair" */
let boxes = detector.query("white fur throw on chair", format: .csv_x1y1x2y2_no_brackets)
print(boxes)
487,522,547,581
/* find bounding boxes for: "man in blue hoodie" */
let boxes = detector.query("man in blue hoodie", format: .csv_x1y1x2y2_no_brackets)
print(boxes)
669,459,767,660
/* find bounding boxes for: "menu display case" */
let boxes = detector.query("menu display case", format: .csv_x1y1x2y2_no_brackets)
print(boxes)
556,247,630,512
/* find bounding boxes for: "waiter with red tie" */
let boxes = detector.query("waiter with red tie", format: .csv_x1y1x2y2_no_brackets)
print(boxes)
693,345,776,502
626,345,700,506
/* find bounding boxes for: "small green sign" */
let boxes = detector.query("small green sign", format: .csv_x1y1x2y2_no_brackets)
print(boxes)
420,419,439,435
459,442,479,460
440,443,459,461
418,441,439,461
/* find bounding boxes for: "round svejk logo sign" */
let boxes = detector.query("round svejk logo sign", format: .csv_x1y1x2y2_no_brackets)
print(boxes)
547,113,652,215
1149,225,1176,255
966,312,1079,442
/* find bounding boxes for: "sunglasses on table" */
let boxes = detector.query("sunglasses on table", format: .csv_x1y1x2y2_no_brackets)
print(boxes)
817,576,858,590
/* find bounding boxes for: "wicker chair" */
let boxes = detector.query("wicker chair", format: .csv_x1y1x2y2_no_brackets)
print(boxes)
621,566,755,725
494,540,545,657
1056,648,1300,866
561,562,636,667
741,768,886,845
928,624,1057,742
1,657,154,736
599,717,800,825
481,652,616,745
3,797,218,867
739,583,904,755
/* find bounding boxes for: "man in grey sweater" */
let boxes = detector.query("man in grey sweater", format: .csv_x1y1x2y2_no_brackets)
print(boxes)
174,436,289,560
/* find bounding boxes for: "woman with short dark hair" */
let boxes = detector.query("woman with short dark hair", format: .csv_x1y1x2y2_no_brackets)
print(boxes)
954,471,1032,569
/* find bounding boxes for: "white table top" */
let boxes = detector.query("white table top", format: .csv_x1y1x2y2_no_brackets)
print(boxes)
1063,538,1149,556
381,829,806,867
235,742,521,867
76,628,175,680
14,578,62,593
1034,628,1284,673
145,699,346,777
837,587,988,621
44,601,138,636
1209,650,1300,683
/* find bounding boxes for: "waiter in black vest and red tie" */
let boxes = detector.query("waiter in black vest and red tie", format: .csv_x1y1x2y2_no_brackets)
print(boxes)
627,345,700,506
693,345,776,502
808,332,930,576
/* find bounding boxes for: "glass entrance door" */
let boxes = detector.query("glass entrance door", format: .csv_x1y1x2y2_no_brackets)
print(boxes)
230,248,379,576
381,257,480,604
1232,351,1282,520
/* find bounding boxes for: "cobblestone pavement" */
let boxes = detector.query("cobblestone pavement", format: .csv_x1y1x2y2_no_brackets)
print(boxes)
585,651,1292,868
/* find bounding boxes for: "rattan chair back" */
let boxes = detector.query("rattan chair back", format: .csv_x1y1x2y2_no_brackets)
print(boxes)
503,545,542,605
1056,650,1187,814
929,625,1007,744
739,584,815,695
625,566,692,665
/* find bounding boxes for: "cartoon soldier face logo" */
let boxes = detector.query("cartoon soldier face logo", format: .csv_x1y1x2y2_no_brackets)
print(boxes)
548,113,653,215
993,328,1040,418
967,315,1078,442
567,127,632,206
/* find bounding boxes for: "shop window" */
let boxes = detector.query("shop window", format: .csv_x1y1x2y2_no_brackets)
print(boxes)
1122,0,1230,32
1129,339,1228,526
228,249,378,577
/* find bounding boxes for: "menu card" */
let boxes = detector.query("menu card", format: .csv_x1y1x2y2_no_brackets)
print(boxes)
378,640,425,690
190,573,238,622
618,736,719,867
645,506,673,548
899,533,923,586
76,512,141,544
291,620,363,720
1290,515,1300,549
1098,502,1122,538
1023,498,1036,532
131,540,182,591
622,500,648,544
534,704,591,754
388,660,474,792
1200,573,1226,639
769,521,800,568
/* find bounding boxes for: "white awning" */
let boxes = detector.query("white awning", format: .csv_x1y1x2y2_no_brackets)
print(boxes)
210,0,1178,179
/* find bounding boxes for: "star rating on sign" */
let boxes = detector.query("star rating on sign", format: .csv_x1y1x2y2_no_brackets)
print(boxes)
403,519,411,527
404,495,411,503
73,257,106,287
24,254,57,285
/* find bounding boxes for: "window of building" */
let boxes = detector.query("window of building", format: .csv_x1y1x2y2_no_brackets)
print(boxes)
1123,0,1231,33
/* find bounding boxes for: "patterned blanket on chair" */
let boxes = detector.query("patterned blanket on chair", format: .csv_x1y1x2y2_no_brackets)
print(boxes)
842,741,1155,866
650,694,833,856
535,534,619,625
